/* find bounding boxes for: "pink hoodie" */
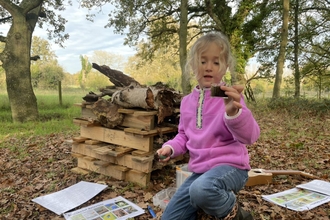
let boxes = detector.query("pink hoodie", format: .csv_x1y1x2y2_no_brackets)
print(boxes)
163,86,260,173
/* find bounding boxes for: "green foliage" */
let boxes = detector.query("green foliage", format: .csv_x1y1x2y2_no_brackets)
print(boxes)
85,71,113,90
0,1,69,46
125,48,182,91
254,0,330,96
79,55,93,89
253,82,265,95
31,36,57,61
90,50,126,71
30,37,65,89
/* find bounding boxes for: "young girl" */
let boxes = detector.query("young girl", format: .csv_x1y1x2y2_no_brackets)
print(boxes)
156,32,260,220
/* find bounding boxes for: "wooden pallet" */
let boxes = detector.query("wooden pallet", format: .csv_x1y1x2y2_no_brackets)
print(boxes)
71,143,154,173
74,156,151,186
74,102,158,131
74,118,177,152
71,103,181,186
70,140,184,186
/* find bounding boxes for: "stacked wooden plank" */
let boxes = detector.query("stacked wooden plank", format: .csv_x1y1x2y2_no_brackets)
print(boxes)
70,101,182,186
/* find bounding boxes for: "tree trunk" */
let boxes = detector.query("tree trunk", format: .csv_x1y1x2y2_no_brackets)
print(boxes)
272,0,289,98
293,0,300,98
1,3,43,122
179,0,191,95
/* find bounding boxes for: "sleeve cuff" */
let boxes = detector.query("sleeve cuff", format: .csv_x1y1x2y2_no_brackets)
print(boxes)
225,108,242,120
162,144,175,157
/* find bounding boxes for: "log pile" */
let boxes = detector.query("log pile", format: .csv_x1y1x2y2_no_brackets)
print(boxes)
82,63,182,125
70,64,186,186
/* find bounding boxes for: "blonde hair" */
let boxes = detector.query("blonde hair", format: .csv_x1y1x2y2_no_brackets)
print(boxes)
186,32,235,81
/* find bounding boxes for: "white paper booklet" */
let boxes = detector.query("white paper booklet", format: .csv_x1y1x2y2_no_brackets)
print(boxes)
296,180,330,196
32,181,108,215
63,196,145,220
262,180,330,211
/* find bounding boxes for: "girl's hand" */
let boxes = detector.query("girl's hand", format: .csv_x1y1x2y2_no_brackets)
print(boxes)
156,146,172,162
220,85,244,116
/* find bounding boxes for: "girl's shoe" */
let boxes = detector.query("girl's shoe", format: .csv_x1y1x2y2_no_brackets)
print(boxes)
223,203,253,220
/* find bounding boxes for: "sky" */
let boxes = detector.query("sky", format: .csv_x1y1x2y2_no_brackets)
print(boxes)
0,1,136,74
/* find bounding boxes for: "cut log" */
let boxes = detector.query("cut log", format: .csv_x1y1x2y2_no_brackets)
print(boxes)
111,84,155,110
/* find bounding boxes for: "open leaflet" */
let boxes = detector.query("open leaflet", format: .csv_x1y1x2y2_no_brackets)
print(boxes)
262,180,330,211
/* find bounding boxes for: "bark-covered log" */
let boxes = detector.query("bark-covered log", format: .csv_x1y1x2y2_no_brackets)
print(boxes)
92,63,140,87
111,84,155,109
91,99,124,128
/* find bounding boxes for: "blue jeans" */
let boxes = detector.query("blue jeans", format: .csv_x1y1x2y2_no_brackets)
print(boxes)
161,165,249,220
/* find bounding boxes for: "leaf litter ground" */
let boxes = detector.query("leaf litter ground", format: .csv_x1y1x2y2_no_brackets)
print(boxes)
0,108,329,220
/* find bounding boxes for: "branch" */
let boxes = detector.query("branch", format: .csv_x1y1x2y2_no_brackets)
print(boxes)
0,35,6,43
246,66,265,83
204,0,223,30
20,0,44,15
301,7,330,13
30,55,40,61
0,0,21,15
0,16,12,23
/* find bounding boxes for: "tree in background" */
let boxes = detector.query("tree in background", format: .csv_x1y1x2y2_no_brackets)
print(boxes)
272,0,289,98
78,51,125,91
256,0,330,98
62,72,78,88
0,0,68,122
292,0,300,98
79,55,92,90
125,45,182,91
85,71,113,90
178,0,190,94
300,49,330,99
204,0,270,82
292,0,330,98
87,50,126,90
31,36,64,89
90,50,126,71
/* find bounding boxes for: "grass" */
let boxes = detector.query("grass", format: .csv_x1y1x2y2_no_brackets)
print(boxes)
0,88,84,141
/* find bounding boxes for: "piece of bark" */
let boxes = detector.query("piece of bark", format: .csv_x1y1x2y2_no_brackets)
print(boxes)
92,63,140,87
153,89,175,123
91,99,124,128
